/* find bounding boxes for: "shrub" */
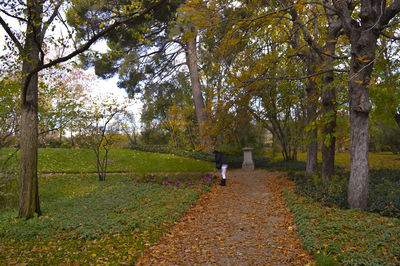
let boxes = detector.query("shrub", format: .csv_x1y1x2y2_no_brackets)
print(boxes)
264,160,307,172
131,144,171,154
130,145,270,169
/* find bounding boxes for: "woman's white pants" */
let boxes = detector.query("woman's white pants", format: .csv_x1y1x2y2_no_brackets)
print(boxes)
221,164,228,179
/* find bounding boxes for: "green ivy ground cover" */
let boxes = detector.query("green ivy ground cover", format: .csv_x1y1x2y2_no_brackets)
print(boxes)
283,189,400,265
268,157,400,265
289,169,400,219
0,173,214,264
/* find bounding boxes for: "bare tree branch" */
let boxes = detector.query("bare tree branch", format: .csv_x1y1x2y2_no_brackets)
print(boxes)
22,0,168,103
236,67,348,84
37,0,167,72
0,16,23,53
0,8,27,22
381,0,400,26
41,0,64,42
332,0,354,34
380,31,400,40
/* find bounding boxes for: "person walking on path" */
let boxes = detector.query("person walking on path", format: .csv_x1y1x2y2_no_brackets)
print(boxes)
212,150,228,186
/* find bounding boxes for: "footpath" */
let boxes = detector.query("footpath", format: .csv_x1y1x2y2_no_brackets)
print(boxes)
136,169,314,265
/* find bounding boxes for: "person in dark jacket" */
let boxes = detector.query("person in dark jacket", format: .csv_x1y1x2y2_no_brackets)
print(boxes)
212,150,228,186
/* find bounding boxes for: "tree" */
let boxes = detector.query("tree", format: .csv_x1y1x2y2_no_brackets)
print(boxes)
183,27,211,150
284,3,321,176
203,2,309,160
331,0,400,209
83,95,125,181
0,0,169,219
275,0,349,179
0,73,20,208
120,111,139,147
139,71,199,148
0,76,20,149
38,66,91,146
85,0,215,151
370,36,400,153
320,3,344,182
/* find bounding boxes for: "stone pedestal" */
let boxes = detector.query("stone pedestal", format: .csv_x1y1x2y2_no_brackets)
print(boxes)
242,147,254,170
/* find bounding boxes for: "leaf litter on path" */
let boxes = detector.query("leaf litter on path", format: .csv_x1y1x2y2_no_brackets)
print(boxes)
136,169,314,265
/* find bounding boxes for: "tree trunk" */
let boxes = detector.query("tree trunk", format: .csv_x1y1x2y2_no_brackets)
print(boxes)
395,112,400,128
70,130,74,147
185,29,211,151
284,3,318,173
321,11,341,182
305,68,318,178
19,0,43,218
59,127,63,144
332,0,400,209
321,78,337,182
347,31,377,210
321,97,336,183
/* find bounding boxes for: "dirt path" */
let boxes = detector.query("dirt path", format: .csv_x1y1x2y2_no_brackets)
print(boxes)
136,169,314,265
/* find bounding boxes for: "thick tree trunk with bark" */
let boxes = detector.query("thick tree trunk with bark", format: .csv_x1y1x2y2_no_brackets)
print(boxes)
345,14,378,210
18,0,43,218
19,72,41,219
185,30,211,150
347,32,376,209
333,0,400,209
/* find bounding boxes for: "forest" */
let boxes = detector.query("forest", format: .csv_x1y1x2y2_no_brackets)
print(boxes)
1,0,400,264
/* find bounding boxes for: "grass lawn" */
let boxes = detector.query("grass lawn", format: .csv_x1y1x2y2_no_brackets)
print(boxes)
0,148,214,174
272,151,400,170
38,148,214,173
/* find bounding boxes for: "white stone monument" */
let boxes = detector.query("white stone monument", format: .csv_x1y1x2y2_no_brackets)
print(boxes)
242,147,254,170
